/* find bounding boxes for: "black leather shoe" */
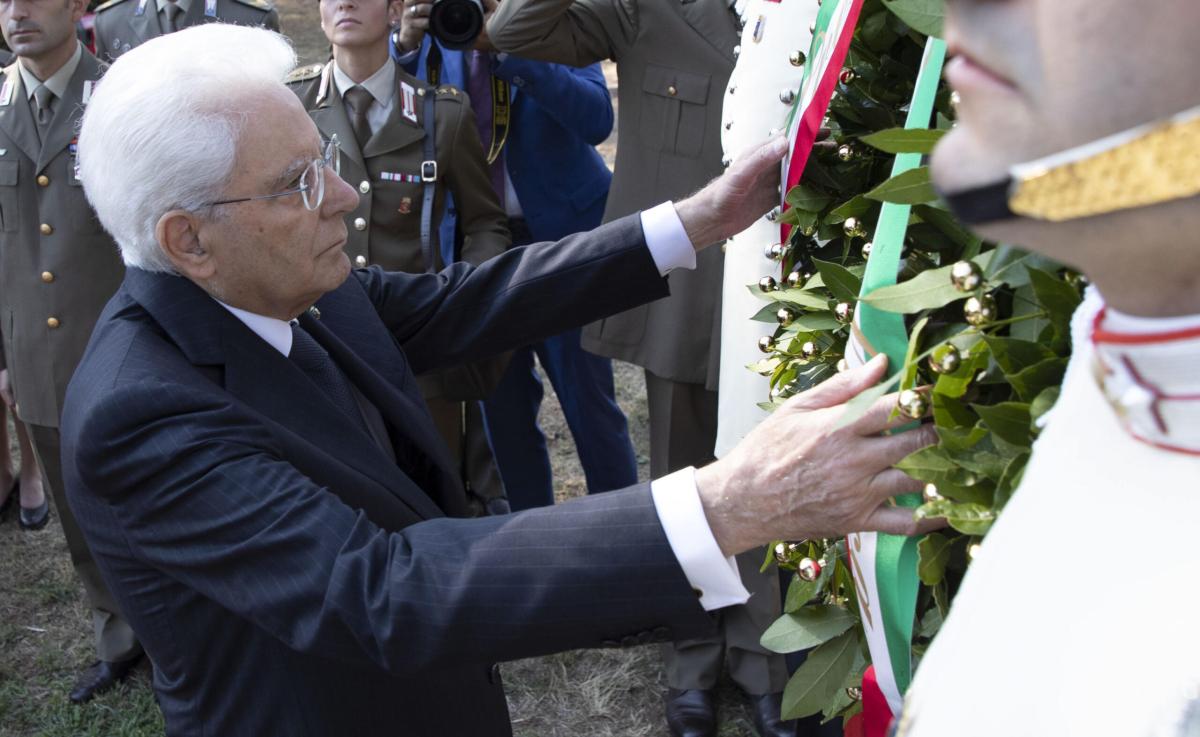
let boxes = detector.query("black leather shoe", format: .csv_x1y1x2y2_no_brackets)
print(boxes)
18,497,50,531
69,656,143,704
665,688,717,737
748,692,798,737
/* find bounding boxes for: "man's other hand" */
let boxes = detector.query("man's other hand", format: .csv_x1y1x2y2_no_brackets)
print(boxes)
695,354,941,557
673,135,787,250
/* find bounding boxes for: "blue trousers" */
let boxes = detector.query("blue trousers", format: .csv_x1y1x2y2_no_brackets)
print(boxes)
482,327,638,511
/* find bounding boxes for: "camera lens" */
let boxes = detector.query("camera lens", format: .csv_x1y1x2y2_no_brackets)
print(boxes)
429,0,484,50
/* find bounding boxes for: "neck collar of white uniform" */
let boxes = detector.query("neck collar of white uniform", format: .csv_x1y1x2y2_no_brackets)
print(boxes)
1090,302,1200,456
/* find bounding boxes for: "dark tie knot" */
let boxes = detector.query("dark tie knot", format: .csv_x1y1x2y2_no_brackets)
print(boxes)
33,85,54,127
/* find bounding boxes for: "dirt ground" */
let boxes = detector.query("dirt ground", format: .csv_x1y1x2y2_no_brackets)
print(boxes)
0,8,762,736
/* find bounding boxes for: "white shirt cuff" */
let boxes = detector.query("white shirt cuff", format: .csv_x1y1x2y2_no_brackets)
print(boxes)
650,467,751,611
639,202,697,276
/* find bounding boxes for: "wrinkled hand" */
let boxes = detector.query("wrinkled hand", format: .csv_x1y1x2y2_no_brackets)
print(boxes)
0,369,12,409
695,355,941,557
673,135,788,251
394,0,434,55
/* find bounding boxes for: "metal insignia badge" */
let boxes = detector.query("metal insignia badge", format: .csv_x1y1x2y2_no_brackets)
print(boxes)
400,82,417,124
205,0,217,16
135,0,147,15
398,197,413,214
0,79,12,107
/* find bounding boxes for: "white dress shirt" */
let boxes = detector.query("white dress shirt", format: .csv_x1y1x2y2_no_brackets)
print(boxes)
217,203,747,610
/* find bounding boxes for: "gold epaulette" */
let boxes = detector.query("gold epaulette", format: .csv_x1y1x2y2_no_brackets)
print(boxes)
285,63,324,85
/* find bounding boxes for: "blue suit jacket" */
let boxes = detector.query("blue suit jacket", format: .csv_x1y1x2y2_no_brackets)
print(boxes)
397,39,614,243
61,217,713,736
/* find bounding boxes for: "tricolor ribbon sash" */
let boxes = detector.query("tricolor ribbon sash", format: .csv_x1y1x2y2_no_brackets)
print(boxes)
843,38,947,736
779,0,865,244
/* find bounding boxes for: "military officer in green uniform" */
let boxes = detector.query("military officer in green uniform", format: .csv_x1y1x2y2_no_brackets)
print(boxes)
92,0,279,62
289,0,511,512
0,0,143,703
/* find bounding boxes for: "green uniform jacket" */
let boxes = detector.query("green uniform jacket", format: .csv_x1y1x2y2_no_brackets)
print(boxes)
0,52,125,428
92,0,280,62
289,60,510,397
489,0,739,388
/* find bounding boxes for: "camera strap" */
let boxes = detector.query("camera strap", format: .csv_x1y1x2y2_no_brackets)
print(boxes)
424,43,511,164
420,89,439,273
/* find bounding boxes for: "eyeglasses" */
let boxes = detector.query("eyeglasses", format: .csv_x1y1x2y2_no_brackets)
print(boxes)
206,135,341,212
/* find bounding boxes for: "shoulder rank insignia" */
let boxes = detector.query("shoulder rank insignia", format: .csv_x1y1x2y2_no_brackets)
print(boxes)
436,85,461,97
285,63,323,85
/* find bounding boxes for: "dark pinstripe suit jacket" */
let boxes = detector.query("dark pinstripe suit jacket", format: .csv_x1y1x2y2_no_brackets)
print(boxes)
60,215,715,737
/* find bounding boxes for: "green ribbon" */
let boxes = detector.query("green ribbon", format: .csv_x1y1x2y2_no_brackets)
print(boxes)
855,37,947,695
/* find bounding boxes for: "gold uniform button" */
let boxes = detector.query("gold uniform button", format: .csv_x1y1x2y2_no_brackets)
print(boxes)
47,317,60,329
354,255,367,268
358,181,371,194
37,174,50,187
667,85,677,96
40,223,53,235
353,217,367,231
41,271,54,283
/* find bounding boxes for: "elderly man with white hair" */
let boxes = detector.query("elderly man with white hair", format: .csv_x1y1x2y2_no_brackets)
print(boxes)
61,24,935,736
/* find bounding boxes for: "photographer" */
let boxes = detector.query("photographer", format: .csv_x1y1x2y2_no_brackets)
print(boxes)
288,0,511,513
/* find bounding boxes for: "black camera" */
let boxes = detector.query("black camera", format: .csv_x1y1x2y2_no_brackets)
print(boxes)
429,0,484,50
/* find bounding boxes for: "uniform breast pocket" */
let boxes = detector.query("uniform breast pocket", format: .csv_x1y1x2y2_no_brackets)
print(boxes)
639,65,711,159
0,161,19,233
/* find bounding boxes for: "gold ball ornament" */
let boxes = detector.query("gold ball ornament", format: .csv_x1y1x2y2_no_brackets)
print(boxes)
950,90,962,110
774,542,796,565
839,68,856,85
846,687,863,702
801,341,818,359
950,260,984,292
967,543,982,561
861,241,873,258
758,275,779,292
786,271,804,289
765,242,785,261
776,308,796,327
922,483,944,503
834,302,853,324
758,336,777,354
897,389,930,419
789,50,807,67
797,557,822,582
964,294,998,327
837,144,854,162
928,344,962,375
836,358,849,373
843,217,867,239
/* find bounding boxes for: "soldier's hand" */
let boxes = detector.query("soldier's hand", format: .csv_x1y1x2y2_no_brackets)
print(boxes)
694,355,942,557
672,135,787,251
395,0,434,54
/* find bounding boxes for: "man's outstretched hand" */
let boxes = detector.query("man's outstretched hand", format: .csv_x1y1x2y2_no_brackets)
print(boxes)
695,355,941,557
674,135,788,250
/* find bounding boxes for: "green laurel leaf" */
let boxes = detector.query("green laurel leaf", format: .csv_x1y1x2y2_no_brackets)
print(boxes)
781,630,860,719
882,0,944,37
761,605,856,654
860,127,946,155
786,183,834,213
915,500,996,535
917,532,953,586
812,259,863,303
860,252,995,313
972,402,1033,447
864,167,938,205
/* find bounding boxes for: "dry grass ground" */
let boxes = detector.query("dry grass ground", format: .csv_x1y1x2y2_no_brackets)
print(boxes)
0,8,761,735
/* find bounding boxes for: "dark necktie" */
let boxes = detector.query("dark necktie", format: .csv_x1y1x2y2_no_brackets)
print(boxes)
466,51,506,209
289,323,369,432
163,0,182,32
33,85,54,130
342,85,374,148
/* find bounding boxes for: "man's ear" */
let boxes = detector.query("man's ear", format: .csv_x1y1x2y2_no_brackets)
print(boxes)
156,210,216,281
